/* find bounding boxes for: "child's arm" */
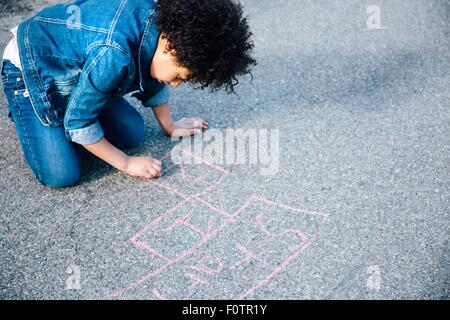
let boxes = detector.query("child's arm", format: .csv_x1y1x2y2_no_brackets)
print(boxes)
152,103,208,137
81,102,208,181
83,137,162,180
81,103,207,181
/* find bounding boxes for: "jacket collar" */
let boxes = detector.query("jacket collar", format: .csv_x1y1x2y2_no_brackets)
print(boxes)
138,9,160,92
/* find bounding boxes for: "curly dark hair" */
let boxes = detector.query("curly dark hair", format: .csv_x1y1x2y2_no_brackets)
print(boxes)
155,0,257,95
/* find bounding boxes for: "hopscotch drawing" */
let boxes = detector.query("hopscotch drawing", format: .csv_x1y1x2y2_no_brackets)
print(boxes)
109,146,329,299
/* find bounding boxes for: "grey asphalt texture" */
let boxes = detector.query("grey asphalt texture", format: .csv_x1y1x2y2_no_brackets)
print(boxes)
0,0,449,300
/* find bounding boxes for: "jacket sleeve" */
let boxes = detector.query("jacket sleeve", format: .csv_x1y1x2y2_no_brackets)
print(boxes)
64,45,131,145
133,81,170,109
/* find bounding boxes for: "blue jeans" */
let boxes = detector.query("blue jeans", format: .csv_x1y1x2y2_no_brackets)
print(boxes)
1,59,145,188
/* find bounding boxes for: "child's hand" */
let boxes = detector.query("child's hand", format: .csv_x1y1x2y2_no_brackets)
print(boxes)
168,117,209,137
121,156,162,181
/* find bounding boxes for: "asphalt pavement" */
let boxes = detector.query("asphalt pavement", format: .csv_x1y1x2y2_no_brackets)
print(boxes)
0,0,449,299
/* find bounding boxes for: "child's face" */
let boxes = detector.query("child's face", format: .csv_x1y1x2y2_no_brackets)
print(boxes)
150,34,192,88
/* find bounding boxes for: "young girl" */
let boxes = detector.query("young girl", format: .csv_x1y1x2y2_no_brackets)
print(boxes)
1,0,256,188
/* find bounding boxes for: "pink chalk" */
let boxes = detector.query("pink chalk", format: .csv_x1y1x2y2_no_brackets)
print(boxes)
107,147,329,299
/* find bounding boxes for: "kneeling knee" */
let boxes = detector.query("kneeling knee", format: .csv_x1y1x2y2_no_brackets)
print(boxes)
38,169,81,189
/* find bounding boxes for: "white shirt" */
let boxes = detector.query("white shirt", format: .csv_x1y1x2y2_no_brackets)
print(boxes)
2,26,22,70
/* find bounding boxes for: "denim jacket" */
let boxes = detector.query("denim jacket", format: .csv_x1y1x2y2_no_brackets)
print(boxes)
12,0,169,145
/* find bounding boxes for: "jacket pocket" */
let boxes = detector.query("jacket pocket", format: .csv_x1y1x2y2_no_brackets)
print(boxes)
45,78,79,120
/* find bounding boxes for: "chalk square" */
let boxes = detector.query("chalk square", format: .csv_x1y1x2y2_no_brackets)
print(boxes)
113,195,327,299
156,146,229,197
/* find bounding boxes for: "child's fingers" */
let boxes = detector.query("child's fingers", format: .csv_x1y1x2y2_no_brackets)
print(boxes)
147,167,159,178
191,128,202,135
152,164,162,174
148,161,161,172
151,160,161,170
171,128,189,137
189,118,208,130
137,170,151,181
191,118,204,127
